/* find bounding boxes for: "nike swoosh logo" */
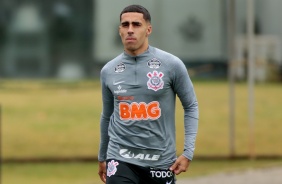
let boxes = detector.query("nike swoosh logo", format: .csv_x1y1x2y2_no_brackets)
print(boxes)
166,179,173,184
113,81,125,85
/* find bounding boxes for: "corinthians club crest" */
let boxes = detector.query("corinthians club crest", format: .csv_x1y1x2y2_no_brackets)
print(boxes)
107,160,119,177
147,70,164,91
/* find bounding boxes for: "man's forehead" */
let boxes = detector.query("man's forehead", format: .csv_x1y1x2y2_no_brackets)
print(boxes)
120,12,145,22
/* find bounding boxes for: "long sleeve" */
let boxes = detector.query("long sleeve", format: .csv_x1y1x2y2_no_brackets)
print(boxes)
172,59,199,161
98,68,114,162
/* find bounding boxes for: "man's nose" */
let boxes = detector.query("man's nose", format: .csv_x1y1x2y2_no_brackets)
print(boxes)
128,24,134,34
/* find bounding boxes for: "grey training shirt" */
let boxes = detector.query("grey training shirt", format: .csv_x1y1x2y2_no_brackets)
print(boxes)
98,46,199,169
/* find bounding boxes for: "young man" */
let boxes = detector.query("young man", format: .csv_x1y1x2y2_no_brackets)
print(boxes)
98,4,199,184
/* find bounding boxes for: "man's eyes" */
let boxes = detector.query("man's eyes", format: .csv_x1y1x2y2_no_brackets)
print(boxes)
121,22,141,27
121,22,128,27
133,22,141,26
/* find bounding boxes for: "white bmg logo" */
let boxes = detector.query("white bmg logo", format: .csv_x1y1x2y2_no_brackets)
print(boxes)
150,170,173,178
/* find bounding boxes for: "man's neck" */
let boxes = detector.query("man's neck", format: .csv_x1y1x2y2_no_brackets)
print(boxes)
124,45,149,56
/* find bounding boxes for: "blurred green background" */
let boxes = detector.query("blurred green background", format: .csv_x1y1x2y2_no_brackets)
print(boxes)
1,80,282,183
1,80,282,159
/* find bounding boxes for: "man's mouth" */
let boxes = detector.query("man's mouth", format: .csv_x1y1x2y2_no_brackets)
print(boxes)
126,37,136,41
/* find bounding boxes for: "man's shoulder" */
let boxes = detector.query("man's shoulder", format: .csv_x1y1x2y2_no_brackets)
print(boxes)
149,46,182,68
107,53,124,66
101,53,123,72
150,46,180,61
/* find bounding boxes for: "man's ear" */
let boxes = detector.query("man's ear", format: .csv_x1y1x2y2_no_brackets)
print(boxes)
146,25,152,36
118,26,121,36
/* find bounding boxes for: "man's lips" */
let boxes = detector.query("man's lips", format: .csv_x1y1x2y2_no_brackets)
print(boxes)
126,37,136,41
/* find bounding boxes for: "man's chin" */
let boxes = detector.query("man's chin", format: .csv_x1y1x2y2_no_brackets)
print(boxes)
125,46,137,52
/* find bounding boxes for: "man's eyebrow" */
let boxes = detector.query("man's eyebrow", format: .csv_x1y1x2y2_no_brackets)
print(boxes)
132,21,142,25
121,21,129,24
121,21,142,24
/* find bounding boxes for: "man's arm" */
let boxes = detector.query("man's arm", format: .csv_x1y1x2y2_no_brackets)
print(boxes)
98,161,107,183
98,70,114,162
98,69,114,182
171,58,199,174
169,155,190,175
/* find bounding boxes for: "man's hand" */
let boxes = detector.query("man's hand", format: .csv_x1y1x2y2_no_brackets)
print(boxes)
98,161,107,183
169,155,191,175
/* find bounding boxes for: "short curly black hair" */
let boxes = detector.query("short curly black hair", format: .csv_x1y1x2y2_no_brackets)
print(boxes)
120,4,151,23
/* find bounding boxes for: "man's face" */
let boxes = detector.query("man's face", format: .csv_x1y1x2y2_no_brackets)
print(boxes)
119,12,152,56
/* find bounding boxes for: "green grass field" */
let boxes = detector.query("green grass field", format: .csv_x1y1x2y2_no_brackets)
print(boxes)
1,79,282,183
